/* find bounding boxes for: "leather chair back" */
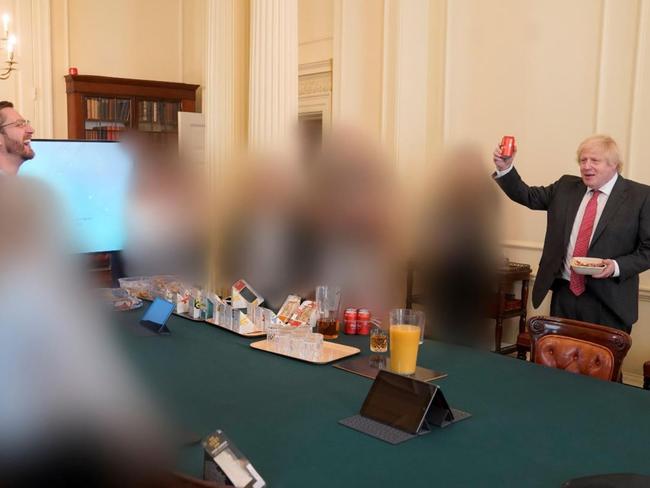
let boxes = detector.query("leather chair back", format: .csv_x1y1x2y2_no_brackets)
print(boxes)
528,316,631,381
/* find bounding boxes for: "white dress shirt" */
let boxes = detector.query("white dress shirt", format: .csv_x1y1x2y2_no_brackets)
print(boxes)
561,172,619,280
495,165,620,279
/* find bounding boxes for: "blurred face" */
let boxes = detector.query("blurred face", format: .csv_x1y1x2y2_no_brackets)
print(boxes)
578,145,617,190
0,108,35,173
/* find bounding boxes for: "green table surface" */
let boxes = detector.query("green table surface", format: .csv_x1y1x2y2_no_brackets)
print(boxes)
112,310,650,488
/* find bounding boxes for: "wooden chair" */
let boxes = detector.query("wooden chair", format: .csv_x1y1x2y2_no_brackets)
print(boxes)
487,261,531,354
527,316,631,382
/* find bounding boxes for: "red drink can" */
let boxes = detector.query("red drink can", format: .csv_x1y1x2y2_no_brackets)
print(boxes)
357,308,371,335
344,308,358,335
500,135,515,157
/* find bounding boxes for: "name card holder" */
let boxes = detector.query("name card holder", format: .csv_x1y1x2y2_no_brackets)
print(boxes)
202,429,266,488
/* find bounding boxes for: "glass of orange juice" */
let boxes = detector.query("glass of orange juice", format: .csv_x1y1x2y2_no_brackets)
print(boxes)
389,309,425,375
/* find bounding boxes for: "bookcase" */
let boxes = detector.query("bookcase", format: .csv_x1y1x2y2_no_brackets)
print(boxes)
65,74,199,143
65,75,200,286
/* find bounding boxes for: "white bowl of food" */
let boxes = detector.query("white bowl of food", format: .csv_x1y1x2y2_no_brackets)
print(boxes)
571,257,606,276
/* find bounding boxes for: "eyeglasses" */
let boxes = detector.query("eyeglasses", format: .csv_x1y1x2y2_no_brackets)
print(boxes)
0,119,31,129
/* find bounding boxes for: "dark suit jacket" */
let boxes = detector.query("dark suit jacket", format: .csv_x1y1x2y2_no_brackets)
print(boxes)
495,167,650,327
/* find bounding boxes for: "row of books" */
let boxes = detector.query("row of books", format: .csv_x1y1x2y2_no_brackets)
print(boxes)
85,126,124,141
137,122,177,132
85,97,131,122
138,100,181,125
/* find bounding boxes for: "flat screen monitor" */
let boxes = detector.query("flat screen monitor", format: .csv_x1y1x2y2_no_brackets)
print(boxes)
19,139,133,253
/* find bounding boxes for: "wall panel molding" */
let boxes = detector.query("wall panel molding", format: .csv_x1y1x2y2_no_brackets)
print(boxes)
594,0,641,179
299,36,332,46
31,0,54,138
299,59,332,76
592,0,606,135
7,0,54,138
502,240,544,251
628,0,650,182
177,0,183,82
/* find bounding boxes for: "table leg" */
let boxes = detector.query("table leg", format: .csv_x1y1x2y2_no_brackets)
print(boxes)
495,317,503,354
516,279,530,360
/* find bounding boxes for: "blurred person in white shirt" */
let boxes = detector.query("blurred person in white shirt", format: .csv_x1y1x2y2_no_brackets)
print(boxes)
0,177,171,486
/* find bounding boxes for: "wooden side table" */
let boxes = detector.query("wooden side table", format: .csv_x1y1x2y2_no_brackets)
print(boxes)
487,261,532,355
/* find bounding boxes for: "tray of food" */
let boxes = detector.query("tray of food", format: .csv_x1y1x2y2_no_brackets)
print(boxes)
118,276,155,300
205,318,267,337
570,257,606,275
96,288,143,311
250,339,360,365
150,275,184,299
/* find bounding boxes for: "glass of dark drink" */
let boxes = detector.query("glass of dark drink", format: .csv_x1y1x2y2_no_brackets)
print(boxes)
315,285,341,339
370,325,388,353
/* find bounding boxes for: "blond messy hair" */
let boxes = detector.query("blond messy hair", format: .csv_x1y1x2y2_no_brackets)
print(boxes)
576,134,623,173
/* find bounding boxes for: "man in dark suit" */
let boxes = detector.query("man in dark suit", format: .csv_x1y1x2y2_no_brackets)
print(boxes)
493,135,650,332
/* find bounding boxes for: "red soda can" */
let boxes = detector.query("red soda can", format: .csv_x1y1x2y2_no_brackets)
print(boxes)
357,309,371,335
344,308,358,335
500,135,515,157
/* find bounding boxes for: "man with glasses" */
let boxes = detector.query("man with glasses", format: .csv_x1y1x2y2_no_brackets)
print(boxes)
0,101,35,175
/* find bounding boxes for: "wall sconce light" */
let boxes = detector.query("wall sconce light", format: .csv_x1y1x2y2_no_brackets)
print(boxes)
1,14,17,80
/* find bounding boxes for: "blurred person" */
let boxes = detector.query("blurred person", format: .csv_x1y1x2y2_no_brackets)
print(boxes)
417,147,500,346
493,135,650,332
120,131,208,281
0,177,172,486
219,129,400,316
217,151,315,309
0,101,35,175
305,128,401,319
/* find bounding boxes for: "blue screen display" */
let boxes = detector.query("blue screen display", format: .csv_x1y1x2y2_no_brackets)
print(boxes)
20,140,133,253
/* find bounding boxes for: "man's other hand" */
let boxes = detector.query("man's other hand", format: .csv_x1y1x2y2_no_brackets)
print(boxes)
592,259,616,279
493,145,516,172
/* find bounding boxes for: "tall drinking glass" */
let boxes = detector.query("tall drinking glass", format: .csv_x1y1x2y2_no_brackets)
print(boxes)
389,309,425,375
315,285,341,339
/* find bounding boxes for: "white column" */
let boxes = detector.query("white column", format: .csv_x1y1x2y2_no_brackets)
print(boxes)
204,0,249,291
10,0,54,138
381,0,446,175
248,0,298,152
204,0,250,180
332,0,384,141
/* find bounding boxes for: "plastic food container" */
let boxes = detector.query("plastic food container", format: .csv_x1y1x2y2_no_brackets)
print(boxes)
118,276,155,300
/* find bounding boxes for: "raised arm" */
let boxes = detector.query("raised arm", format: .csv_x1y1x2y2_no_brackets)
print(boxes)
492,146,557,211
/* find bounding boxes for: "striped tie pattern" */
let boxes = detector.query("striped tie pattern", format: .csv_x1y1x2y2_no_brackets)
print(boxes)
569,190,601,296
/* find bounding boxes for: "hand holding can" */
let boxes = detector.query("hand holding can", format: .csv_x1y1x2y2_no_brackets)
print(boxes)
494,135,516,171
500,135,515,157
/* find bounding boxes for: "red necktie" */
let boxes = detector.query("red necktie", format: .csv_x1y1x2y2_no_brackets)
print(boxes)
570,190,600,296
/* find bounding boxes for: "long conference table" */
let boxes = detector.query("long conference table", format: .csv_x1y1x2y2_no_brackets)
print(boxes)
112,310,650,488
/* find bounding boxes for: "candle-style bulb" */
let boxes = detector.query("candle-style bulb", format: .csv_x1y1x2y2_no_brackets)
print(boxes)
2,14,9,37
7,34,15,60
